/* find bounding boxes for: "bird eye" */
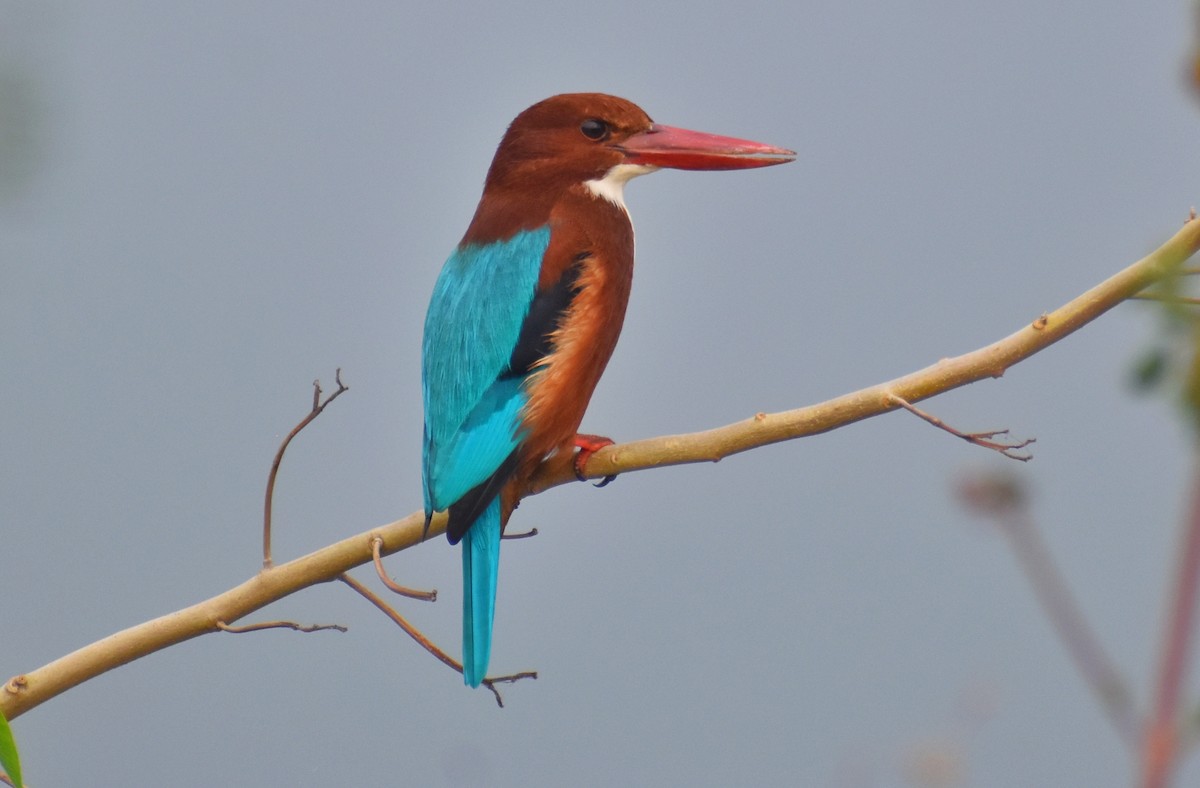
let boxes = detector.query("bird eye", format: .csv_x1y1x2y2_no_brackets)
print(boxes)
580,119,610,141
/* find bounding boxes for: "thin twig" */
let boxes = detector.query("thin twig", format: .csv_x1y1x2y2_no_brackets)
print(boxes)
370,537,436,601
887,394,1035,461
338,573,460,671
263,369,349,568
215,620,347,634
481,671,539,708
338,573,536,707
501,528,539,540
1142,463,1200,788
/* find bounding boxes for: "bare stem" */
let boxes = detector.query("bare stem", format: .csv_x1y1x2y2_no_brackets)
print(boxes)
215,620,347,634
482,671,539,708
338,573,535,707
263,369,349,568
370,537,437,601
887,394,1035,461
1142,461,1200,788
338,573,460,672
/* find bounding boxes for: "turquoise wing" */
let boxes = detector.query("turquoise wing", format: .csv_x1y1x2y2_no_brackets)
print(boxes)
421,227,551,519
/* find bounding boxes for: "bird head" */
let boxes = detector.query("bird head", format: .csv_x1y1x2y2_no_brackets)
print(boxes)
482,93,795,194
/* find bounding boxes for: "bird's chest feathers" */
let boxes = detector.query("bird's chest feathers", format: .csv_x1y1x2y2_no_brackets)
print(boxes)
540,193,635,368
519,196,634,449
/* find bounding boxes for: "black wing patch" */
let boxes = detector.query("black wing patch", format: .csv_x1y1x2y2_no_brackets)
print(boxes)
502,252,587,379
446,450,519,544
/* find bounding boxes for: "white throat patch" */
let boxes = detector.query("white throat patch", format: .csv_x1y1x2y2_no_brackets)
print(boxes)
584,163,660,211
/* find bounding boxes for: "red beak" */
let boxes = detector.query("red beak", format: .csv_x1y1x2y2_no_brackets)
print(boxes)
619,123,795,171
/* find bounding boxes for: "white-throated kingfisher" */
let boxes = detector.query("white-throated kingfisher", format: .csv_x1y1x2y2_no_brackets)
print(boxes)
422,93,793,687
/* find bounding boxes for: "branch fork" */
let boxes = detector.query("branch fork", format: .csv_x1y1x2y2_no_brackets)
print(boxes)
887,394,1035,461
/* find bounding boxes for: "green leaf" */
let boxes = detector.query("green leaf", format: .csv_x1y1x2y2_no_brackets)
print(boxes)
1130,346,1169,392
0,708,22,788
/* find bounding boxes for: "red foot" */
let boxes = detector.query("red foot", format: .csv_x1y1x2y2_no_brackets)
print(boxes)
573,434,617,487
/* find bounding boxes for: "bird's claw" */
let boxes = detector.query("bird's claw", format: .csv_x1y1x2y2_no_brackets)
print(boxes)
573,434,617,486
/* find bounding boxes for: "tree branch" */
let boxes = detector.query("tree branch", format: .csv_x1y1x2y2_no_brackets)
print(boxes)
263,369,348,568
529,215,1200,492
3,216,1198,722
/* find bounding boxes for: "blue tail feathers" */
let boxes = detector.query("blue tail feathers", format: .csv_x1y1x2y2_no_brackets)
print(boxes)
461,497,502,687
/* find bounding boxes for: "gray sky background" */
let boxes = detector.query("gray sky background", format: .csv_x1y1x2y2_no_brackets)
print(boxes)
2,2,1198,786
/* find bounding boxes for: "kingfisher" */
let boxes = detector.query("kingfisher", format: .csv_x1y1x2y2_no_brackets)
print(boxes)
422,93,794,687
